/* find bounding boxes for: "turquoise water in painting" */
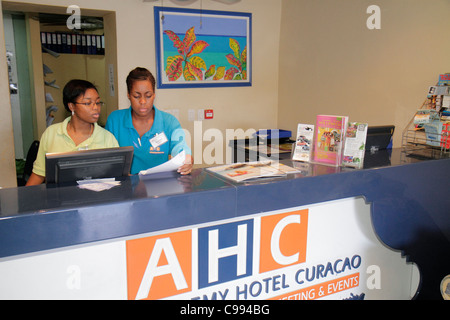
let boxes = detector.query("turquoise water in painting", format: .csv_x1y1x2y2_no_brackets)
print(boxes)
162,34,248,72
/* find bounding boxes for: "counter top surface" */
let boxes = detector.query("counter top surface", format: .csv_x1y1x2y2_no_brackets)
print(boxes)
0,148,437,218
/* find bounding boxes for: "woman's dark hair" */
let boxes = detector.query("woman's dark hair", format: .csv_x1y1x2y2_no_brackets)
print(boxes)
62,79,98,112
126,67,156,93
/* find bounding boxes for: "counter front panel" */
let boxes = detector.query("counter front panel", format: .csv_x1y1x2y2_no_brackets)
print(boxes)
0,149,448,300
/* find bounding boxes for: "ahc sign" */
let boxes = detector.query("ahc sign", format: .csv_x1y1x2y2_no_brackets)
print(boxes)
126,197,418,300
0,197,418,300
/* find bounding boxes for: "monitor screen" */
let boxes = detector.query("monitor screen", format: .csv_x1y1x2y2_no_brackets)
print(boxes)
45,146,134,184
365,125,395,151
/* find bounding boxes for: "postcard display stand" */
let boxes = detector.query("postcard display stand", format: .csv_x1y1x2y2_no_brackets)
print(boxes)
402,74,450,159
292,116,368,169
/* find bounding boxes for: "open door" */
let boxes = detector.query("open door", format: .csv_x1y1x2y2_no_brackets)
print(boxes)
1,2,118,187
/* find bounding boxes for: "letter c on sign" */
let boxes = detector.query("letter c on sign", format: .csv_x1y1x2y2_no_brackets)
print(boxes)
270,215,301,265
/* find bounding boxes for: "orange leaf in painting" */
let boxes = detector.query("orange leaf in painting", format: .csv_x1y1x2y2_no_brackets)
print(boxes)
183,64,196,81
183,27,196,56
187,62,203,80
164,30,185,56
224,67,239,80
187,40,209,58
225,54,242,71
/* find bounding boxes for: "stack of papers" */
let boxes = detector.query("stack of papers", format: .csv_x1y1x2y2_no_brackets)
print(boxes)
77,178,121,192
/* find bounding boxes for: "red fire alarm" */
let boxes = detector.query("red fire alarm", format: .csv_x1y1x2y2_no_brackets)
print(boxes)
204,109,214,119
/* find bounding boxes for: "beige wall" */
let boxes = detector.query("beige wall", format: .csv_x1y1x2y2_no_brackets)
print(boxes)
278,0,450,147
0,0,282,187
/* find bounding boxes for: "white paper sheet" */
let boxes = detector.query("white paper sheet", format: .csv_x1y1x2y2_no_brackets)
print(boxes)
138,151,186,176
77,178,121,192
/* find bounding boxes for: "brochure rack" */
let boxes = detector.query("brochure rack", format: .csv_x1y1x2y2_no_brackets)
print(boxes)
401,98,450,159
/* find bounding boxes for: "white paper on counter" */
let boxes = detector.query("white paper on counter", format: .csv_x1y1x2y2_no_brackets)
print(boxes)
77,178,121,192
138,151,186,176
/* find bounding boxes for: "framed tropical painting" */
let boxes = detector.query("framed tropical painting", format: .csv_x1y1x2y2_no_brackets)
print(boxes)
154,6,252,89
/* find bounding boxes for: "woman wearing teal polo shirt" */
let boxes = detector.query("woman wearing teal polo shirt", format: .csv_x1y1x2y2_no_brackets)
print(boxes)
26,80,119,186
105,67,193,175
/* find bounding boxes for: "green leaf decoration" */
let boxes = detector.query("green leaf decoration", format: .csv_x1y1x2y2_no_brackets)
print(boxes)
205,65,216,79
229,38,240,59
166,55,183,72
166,56,184,81
189,56,206,70
214,66,226,80
241,46,247,67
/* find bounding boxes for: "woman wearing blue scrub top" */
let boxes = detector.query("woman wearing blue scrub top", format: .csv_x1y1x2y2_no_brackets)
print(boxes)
105,67,193,175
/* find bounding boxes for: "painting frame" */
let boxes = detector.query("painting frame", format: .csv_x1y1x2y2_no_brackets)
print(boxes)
154,6,252,89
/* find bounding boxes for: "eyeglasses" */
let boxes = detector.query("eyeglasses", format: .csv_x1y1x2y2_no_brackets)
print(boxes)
75,101,105,107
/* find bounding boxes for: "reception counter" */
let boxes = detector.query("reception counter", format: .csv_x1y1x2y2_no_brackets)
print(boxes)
0,149,448,300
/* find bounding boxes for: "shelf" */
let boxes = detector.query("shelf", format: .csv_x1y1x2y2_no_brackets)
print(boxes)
401,98,450,159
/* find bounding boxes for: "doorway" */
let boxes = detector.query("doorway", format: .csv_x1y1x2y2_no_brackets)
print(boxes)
1,2,118,186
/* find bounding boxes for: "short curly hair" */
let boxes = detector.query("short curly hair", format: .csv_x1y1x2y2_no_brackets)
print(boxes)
62,79,98,113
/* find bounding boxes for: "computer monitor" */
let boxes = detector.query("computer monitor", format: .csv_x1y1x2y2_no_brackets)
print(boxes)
45,146,134,184
365,125,395,151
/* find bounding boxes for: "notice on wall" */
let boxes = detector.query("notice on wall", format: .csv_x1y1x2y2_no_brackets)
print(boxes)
109,64,115,97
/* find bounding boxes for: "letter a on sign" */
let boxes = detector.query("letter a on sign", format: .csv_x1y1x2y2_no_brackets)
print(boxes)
126,230,192,300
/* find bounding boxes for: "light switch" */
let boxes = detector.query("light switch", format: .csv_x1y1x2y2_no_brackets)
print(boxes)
198,109,205,121
188,109,195,121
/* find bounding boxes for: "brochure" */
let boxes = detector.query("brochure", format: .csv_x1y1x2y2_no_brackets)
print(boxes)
206,161,300,182
342,122,368,169
313,115,348,166
437,73,450,86
292,123,314,162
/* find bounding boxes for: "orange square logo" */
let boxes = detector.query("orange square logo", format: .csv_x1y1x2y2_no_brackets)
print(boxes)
126,230,192,300
259,209,308,274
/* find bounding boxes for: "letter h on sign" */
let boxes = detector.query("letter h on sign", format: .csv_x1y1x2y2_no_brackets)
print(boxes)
198,220,254,289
